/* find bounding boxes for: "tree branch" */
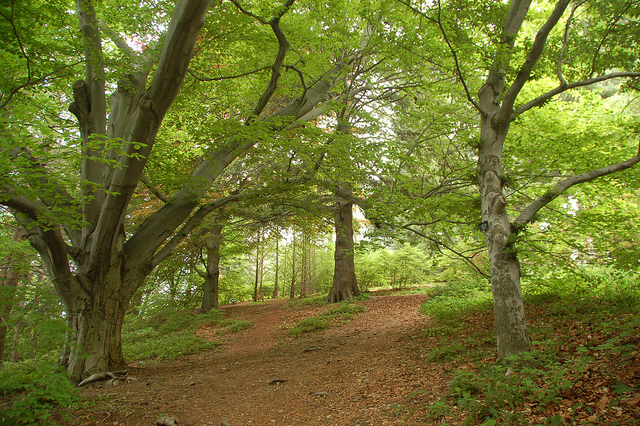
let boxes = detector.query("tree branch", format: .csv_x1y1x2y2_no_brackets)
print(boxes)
500,0,571,120
189,66,271,82
435,0,480,111
150,194,243,269
513,71,640,118
515,141,640,226
250,0,295,118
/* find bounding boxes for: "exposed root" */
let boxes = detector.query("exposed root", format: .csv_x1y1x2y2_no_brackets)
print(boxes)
77,370,128,388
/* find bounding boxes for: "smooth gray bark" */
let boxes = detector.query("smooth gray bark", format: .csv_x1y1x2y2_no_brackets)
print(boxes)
326,194,360,303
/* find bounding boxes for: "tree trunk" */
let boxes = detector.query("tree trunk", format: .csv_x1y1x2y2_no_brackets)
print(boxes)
326,195,360,303
10,320,21,362
477,138,532,359
272,238,279,299
63,273,132,383
0,228,24,364
253,231,261,302
202,223,223,313
289,231,296,299
300,233,308,298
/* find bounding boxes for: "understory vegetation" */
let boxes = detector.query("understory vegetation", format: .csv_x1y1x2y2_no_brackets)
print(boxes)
417,266,640,425
284,295,368,335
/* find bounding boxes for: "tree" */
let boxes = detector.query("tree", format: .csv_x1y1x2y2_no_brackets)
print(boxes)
200,221,224,312
0,224,26,364
326,190,360,302
430,0,640,360
1,0,369,383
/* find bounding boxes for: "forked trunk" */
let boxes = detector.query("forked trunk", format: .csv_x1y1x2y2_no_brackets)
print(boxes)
326,195,360,303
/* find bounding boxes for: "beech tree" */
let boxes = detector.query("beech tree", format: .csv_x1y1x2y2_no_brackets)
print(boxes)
417,0,640,359
1,0,372,383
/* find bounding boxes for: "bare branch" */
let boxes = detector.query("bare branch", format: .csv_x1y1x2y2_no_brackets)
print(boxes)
250,0,295,118
557,3,579,87
150,194,243,268
141,175,169,203
189,66,271,82
0,62,81,110
229,0,268,24
403,225,490,279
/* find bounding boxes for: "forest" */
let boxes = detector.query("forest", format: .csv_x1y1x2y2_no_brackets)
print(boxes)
0,0,639,424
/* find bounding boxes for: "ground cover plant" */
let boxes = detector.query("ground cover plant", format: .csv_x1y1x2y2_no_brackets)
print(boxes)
284,295,367,336
418,267,640,425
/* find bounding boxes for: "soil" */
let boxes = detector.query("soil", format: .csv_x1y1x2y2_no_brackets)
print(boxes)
74,292,446,426
64,290,640,426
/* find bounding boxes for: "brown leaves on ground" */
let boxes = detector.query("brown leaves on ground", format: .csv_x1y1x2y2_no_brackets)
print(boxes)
64,292,639,426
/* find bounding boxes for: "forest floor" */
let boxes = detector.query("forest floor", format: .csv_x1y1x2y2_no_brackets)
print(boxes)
63,290,640,426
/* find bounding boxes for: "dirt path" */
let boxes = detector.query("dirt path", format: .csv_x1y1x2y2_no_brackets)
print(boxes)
77,293,453,426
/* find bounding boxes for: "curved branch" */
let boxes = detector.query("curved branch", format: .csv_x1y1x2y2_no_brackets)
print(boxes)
500,0,571,119
149,194,242,269
515,141,640,226
189,66,271,81
250,0,295,118
435,0,480,111
557,3,578,87
403,225,490,279
513,71,640,118
0,62,81,111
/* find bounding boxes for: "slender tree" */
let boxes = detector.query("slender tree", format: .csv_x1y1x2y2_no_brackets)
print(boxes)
425,0,640,359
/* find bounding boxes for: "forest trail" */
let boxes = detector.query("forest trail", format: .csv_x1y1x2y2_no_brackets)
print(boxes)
76,292,456,426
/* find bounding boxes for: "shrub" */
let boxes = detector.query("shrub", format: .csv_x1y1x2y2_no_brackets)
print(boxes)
0,362,79,425
420,276,493,322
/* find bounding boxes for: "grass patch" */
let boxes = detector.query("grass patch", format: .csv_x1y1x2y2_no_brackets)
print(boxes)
286,294,329,309
122,307,239,362
287,300,366,336
124,328,217,361
217,318,253,333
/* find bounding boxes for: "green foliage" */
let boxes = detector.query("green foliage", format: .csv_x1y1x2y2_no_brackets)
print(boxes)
122,308,227,362
420,275,493,322
522,265,640,314
4,284,70,363
287,300,365,336
355,244,434,290
436,353,579,425
0,361,79,425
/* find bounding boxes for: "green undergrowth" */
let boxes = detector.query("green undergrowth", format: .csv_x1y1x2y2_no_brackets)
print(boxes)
123,307,251,362
415,266,640,425
286,298,367,336
0,358,80,425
